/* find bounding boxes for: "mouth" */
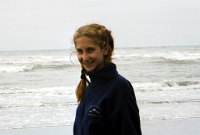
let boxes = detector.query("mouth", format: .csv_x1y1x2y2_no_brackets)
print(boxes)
83,60,94,67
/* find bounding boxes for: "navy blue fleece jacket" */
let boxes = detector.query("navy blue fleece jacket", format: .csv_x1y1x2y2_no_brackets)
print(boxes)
73,63,142,135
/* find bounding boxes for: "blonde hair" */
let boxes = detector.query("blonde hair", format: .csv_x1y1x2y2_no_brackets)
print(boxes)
73,23,114,103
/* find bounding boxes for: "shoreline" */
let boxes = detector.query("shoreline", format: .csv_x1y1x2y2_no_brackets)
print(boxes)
0,118,200,135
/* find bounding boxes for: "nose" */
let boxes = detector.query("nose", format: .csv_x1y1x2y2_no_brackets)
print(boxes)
82,52,89,61
78,52,88,61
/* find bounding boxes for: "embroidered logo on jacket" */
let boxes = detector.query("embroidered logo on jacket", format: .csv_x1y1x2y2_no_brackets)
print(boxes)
88,105,103,117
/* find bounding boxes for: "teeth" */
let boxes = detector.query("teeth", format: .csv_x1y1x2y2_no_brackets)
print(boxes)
84,62,92,66
83,61,93,66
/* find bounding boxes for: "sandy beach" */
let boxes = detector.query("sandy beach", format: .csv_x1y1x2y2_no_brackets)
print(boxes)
0,118,200,135
0,126,72,135
141,118,200,135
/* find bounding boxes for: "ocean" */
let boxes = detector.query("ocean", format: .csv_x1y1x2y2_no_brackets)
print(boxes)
0,46,200,130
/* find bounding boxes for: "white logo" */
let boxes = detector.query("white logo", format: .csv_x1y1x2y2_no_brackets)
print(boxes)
88,105,103,117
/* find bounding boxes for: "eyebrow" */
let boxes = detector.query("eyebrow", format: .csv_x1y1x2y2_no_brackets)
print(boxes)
76,46,95,50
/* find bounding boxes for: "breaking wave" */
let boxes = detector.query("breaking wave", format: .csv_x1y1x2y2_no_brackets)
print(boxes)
133,80,200,92
0,63,76,73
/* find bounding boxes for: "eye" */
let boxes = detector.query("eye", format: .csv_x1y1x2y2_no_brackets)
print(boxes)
87,47,95,53
76,49,83,54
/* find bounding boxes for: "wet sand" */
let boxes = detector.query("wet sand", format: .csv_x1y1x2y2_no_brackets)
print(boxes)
0,118,200,135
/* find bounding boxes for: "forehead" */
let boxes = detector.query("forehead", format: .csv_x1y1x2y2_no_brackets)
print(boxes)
75,36,98,49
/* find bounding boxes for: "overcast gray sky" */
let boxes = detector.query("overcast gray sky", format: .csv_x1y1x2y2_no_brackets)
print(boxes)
0,0,200,51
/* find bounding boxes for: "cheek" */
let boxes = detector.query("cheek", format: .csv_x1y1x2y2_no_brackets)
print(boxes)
98,52,105,59
77,54,82,61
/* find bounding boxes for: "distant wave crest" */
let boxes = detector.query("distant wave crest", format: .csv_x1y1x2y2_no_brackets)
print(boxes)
114,51,200,61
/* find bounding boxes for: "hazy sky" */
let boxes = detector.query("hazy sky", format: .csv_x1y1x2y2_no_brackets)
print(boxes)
0,0,200,51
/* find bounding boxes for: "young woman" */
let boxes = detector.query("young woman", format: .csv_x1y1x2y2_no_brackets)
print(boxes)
73,23,142,135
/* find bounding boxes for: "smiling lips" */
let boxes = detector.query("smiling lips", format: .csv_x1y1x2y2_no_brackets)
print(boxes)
82,59,94,67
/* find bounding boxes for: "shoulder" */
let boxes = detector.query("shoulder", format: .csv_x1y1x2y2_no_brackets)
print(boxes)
104,74,135,100
104,74,138,118
112,74,133,90
113,74,137,101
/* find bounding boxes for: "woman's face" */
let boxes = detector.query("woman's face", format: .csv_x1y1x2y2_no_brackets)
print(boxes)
75,36,108,72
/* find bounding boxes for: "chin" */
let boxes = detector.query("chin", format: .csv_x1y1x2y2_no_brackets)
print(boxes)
85,68,94,73
85,65,98,73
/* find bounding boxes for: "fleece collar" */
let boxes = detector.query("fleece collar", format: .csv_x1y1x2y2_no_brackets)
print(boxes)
87,63,118,83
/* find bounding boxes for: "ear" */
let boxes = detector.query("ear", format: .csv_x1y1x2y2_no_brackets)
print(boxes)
102,44,109,55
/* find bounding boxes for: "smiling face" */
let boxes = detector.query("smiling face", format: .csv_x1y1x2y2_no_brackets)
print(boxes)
75,36,108,72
